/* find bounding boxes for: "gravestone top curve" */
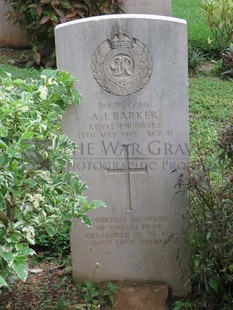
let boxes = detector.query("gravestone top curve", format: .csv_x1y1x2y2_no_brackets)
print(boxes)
55,14,186,31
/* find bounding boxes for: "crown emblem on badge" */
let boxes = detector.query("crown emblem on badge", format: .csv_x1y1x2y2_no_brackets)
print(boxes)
110,27,133,49
92,26,153,96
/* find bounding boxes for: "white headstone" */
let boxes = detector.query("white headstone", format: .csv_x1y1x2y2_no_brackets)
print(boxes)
55,15,189,296
122,0,171,16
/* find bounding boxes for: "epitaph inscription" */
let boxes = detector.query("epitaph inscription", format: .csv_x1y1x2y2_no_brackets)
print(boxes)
83,215,171,247
92,27,153,96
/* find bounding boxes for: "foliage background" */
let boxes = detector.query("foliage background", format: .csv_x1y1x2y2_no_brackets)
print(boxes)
173,0,211,52
0,69,105,287
5,0,123,66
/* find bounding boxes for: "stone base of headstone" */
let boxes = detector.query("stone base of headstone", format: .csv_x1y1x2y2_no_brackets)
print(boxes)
114,283,169,310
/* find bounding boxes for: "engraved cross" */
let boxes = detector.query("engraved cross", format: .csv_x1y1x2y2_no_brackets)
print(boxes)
106,144,148,211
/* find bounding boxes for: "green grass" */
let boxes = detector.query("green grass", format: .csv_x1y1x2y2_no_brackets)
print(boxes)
173,0,212,52
0,64,41,80
189,76,233,159
172,0,232,156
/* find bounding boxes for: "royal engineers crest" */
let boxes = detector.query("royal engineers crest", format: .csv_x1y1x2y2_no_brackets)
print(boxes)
91,27,153,96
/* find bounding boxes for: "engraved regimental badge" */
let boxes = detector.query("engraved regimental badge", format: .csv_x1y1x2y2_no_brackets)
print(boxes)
91,26,153,96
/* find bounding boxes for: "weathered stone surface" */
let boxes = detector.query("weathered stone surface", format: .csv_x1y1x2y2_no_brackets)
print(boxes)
55,14,190,296
122,0,171,16
0,1,29,47
114,283,169,310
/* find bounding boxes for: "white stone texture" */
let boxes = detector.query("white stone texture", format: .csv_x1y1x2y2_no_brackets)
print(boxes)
55,15,189,296
122,0,171,16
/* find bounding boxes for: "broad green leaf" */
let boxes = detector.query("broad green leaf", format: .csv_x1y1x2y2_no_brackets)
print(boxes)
80,215,92,227
229,264,233,271
22,226,35,244
0,139,7,150
38,85,48,100
27,4,37,9
13,79,24,85
53,7,65,17
0,249,13,264
77,195,88,205
15,244,35,256
40,15,50,25
21,131,34,140
208,279,219,292
58,0,73,9
50,14,59,23
46,225,57,237
0,275,8,287
90,200,106,209
12,256,28,281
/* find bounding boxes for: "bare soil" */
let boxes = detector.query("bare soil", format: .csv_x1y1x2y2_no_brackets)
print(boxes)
0,47,33,66
0,259,76,309
0,254,112,310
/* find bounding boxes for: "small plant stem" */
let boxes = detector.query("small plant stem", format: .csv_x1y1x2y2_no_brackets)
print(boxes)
92,263,101,282
0,211,9,227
